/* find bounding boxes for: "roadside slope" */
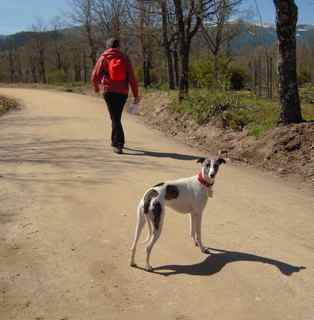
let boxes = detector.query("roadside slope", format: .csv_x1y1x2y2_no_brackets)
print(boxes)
0,88,313,320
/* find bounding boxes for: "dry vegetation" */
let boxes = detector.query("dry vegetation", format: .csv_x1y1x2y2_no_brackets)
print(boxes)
0,95,19,116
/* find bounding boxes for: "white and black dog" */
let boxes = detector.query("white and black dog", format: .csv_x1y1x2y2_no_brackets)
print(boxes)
130,153,226,271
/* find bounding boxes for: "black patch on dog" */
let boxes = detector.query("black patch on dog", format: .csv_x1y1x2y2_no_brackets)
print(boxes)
143,189,159,214
197,157,206,164
152,201,162,230
154,182,165,187
218,158,226,165
165,185,179,200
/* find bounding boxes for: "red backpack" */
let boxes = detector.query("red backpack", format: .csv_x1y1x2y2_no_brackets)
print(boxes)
108,58,127,81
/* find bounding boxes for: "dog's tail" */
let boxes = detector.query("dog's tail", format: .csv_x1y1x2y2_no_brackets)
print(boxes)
140,186,166,245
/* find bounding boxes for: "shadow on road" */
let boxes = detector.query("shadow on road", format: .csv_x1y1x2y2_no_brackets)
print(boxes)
135,247,306,277
123,147,201,161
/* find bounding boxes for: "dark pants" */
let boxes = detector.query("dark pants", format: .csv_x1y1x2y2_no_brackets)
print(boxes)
104,92,128,148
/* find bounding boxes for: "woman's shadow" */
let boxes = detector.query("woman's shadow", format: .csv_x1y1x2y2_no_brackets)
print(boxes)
123,147,201,161
137,248,306,277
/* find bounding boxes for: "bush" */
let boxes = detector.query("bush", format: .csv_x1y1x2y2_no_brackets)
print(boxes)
134,66,164,87
228,65,250,91
298,70,311,86
0,96,18,116
190,58,214,88
171,90,241,125
171,90,279,136
190,55,233,89
47,69,67,84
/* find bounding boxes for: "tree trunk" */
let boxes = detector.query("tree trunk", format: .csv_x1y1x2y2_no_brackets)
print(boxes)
16,52,23,82
161,0,175,90
173,0,201,101
86,24,97,66
174,0,189,100
178,45,190,101
83,52,88,83
8,49,15,83
274,0,303,124
39,48,47,84
167,51,175,89
173,45,179,88
143,58,151,88
213,51,219,85
31,62,38,83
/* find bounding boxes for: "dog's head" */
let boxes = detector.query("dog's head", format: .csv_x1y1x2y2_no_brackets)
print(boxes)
197,151,226,182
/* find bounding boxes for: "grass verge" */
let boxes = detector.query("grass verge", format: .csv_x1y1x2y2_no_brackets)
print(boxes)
169,88,314,137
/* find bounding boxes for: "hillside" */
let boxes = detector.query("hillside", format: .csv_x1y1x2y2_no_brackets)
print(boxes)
1,23,314,52
230,23,314,50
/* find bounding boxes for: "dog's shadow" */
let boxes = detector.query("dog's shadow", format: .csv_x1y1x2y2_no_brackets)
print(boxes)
135,248,306,277
123,147,200,161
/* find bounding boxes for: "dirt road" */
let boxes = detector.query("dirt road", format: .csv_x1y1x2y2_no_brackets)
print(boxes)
1,88,313,320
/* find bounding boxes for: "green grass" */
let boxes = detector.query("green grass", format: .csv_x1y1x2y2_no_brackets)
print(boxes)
169,87,314,138
300,85,314,121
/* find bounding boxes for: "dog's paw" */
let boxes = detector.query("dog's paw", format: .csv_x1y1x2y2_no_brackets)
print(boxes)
202,247,211,254
130,261,137,268
146,265,153,272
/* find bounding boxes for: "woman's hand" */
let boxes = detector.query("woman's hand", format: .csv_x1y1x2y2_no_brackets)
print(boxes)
134,96,141,104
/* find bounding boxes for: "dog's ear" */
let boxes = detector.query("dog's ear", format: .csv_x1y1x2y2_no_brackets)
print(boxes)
218,158,226,165
196,157,206,164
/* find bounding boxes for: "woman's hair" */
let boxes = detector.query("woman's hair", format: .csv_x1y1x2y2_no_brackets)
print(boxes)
106,38,120,49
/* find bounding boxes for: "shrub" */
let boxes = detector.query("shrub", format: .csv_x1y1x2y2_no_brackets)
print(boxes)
47,69,67,84
190,55,229,89
171,90,241,125
298,70,311,86
134,66,164,87
171,90,279,136
190,58,215,88
228,65,250,90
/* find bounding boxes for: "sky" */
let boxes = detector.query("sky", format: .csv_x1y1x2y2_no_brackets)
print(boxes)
0,0,313,35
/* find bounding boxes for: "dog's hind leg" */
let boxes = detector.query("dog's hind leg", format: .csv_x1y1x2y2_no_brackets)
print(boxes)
145,201,164,271
141,214,152,245
145,228,161,272
130,202,146,267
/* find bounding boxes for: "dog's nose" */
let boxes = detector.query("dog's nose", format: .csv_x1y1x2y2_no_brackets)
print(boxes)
210,174,215,178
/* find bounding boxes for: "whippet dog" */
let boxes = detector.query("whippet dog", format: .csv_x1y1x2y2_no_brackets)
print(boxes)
130,153,226,271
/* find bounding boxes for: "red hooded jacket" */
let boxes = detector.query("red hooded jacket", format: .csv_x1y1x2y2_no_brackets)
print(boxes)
91,48,139,98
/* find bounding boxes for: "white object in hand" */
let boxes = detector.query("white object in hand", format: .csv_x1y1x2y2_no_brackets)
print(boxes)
128,103,139,115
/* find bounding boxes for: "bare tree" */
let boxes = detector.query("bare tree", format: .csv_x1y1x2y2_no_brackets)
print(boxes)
128,0,157,87
50,16,66,70
69,0,98,65
274,0,303,124
201,0,242,84
173,0,216,100
93,0,128,39
160,0,177,89
7,42,16,83
31,19,48,83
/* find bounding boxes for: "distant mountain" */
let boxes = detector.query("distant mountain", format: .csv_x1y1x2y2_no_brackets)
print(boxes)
0,31,36,50
0,23,313,52
230,23,314,50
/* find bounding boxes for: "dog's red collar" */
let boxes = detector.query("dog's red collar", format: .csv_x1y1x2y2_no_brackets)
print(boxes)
197,172,214,188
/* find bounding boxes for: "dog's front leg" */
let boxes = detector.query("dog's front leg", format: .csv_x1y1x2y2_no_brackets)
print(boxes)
194,211,210,254
190,213,198,247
